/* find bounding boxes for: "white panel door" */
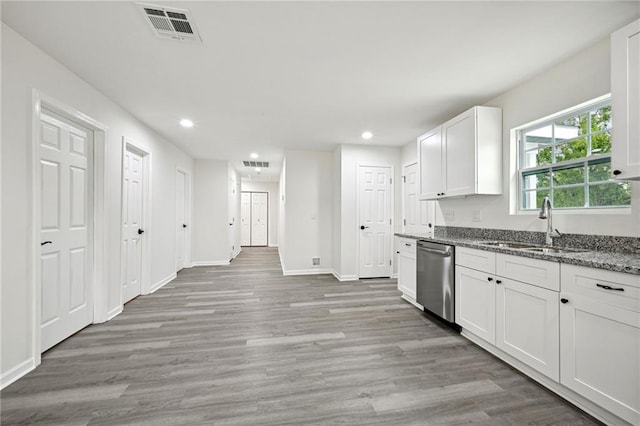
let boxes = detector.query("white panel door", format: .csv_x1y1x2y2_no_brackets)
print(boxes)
403,162,435,237
560,294,640,424
122,149,143,304
443,109,475,197
496,278,559,381
176,170,187,271
240,192,251,246
40,111,93,352
418,126,443,199
359,166,392,278
455,266,496,345
251,192,268,246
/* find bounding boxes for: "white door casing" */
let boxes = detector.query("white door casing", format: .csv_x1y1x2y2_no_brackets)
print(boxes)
176,169,188,271
121,148,144,304
39,110,94,352
251,192,268,246
358,165,392,278
240,192,251,246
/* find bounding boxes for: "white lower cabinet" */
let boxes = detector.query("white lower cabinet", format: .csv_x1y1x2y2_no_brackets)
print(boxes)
455,266,496,344
560,265,640,425
396,237,418,304
496,278,559,381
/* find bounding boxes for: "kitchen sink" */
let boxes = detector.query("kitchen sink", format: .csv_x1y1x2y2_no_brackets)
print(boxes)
481,241,537,249
521,247,585,254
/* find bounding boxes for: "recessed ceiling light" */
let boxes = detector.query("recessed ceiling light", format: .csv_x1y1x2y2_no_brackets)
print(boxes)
255,167,262,172
250,153,259,159
361,131,373,140
180,118,194,128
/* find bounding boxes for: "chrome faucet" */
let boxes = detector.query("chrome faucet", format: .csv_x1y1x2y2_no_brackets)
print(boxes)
539,196,561,246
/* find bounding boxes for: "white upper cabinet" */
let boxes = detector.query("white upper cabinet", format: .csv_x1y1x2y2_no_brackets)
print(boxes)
418,126,443,199
418,106,502,199
611,18,640,180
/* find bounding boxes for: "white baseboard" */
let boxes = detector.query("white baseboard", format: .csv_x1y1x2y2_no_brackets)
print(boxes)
391,272,398,279
1,358,35,390
105,306,123,322
268,244,279,248
283,268,333,276
331,271,359,282
148,272,177,293
461,330,628,426
232,248,241,259
191,261,230,267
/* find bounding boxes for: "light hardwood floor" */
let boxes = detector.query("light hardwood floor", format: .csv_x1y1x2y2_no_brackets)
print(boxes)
1,248,599,425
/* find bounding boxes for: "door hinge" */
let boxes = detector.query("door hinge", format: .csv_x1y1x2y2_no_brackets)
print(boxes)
390,178,393,184
389,259,392,266
403,218,406,226
402,176,406,183
389,218,392,225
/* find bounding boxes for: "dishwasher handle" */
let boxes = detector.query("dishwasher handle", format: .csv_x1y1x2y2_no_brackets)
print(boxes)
417,246,452,257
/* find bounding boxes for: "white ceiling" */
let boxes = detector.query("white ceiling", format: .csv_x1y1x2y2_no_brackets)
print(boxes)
2,1,638,181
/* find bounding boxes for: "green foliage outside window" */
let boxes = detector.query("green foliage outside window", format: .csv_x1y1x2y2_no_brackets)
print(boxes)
520,103,631,210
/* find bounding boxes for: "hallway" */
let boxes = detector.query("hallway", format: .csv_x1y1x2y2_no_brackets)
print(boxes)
1,248,596,425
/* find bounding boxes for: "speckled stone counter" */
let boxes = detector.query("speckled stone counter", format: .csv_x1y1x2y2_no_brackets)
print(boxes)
395,230,640,276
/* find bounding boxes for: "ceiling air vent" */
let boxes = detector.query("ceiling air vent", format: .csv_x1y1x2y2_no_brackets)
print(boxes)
243,161,270,168
138,3,201,42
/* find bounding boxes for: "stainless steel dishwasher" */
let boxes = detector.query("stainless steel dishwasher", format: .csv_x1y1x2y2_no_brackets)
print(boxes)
416,241,455,323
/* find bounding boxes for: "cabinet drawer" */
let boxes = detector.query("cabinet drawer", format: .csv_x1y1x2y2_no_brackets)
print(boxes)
496,254,559,291
561,264,640,313
396,237,417,256
456,246,496,274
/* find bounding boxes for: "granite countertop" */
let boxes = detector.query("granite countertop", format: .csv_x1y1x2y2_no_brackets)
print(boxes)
395,232,640,276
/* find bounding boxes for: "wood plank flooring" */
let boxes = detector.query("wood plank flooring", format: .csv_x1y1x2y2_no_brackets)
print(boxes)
1,248,599,425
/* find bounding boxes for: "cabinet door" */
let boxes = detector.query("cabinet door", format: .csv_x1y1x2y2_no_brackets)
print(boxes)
418,126,443,199
443,108,476,197
560,294,640,424
611,18,640,180
455,266,495,344
397,252,417,301
496,279,559,381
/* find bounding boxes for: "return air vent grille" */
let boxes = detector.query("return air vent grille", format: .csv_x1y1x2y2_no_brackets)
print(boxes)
243,161,270,168
138,3,201,42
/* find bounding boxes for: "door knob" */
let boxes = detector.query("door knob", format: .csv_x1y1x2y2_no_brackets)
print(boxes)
138,229,144,235
560,298,569,304
360,225,369,230
182,224,187,228
41,241,52,246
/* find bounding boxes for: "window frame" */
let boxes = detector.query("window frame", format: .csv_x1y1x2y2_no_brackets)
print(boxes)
516,95,630,212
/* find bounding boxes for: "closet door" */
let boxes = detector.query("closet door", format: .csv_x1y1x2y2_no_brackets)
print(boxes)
251,193,268,246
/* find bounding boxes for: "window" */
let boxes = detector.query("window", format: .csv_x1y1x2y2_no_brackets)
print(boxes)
518,98,631,211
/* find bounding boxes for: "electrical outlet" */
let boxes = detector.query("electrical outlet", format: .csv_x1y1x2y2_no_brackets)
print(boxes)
312,257,320,266
444,208,455,222
472,209,481,222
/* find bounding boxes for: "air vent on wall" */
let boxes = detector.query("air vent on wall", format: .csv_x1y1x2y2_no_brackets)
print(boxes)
138,3,201,42
243,161,270,168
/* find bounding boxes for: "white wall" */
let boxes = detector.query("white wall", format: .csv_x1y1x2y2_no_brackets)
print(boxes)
435,37,640,237
278,159,287,268
228,164,241,259
241,181,280,247
334,144,402,280
1,24,193,386
280,150,333,274
191,159,231,265
332,147,342,275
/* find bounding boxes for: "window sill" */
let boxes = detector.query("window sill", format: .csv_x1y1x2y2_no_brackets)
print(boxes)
515,207,632,216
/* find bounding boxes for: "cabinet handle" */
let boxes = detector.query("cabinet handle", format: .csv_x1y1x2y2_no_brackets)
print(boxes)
596,283,624,292
487,277,494,282
41,241,52,246
613,170,622,176
496,280,502,284
561,298,569,304
405,243,411,247
396,251,400,254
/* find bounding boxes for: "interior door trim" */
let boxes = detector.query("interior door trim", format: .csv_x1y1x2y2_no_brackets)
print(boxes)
30,90,109,370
